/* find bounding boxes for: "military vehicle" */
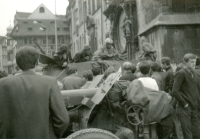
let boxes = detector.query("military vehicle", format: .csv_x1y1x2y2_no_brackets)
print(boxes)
36,43,173,139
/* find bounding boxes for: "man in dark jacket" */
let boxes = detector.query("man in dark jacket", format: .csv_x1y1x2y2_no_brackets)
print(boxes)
53,44,73,68
0,46,69,139
61,66,84,90
119,62,137,82
150,62,165,91
73,45,93,63
172,53,200,139
161,57,174,93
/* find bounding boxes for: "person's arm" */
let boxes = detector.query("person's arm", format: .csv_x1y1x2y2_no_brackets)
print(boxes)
50,79,70,138
172,71,187,107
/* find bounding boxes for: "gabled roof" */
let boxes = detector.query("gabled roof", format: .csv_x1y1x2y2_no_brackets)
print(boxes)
28,3,55,20
15,12,31,19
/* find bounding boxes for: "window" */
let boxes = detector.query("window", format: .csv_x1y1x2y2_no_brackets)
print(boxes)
23,21,28,24
52,38,55,44
39,7,45,13
51,21,55,24
64,27,68,31
57,28,60,31
28,27,32,31
43,38,46,44
63,21,67,24
29,38,32,44
24,38,28,44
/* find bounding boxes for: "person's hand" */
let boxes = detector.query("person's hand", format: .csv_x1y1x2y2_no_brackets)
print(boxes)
62,62,68,67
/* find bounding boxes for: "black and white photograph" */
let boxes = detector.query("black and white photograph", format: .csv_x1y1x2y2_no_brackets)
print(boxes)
0,0,200,138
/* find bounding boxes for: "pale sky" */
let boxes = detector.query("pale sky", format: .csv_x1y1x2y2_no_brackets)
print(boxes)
0,0,69,36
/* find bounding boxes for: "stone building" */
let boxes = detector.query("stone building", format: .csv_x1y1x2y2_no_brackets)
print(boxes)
6,25,17,74
66,0,111,57
67,0,200,62
0,36,7,71
11,3,70,57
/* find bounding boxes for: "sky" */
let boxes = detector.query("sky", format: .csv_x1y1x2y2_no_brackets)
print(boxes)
0,0,69,36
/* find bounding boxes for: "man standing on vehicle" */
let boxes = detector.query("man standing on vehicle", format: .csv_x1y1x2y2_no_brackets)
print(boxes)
0,46,69,139
172,53,200,139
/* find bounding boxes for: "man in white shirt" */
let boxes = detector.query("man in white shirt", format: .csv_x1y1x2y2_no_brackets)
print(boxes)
138,61,159,91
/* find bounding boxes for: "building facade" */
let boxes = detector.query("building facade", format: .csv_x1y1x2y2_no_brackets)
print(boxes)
11,3,70,58
66,0,111,57
0,36,7,71
67,0,200,62
6,25,17,74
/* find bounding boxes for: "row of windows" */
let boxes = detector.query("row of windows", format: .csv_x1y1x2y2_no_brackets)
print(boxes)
27,27,69,31
23,21,67,24
23,37,65,45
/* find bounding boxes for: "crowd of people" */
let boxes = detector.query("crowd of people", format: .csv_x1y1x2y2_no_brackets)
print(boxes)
0,44,200,139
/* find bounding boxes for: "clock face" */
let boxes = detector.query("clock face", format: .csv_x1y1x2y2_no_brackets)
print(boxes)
118,10,126,52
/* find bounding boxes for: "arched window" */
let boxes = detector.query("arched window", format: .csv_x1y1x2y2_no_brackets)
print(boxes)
39,7,45,13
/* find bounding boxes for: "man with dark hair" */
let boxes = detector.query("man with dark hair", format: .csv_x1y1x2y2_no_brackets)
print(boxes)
172,53,200,139
53,44,73,68
92,67,101,77
119,62,137,82
81,70,93,89
161,57,174,93
0,46,69,139
150,62,165,91
138,61,159,90
0,69,8,79
61,66,84,90
73,45,93,63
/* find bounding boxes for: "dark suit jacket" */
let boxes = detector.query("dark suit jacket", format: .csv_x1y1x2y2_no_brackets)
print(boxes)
119,71,137,82
151,72,165,91
61,74,84,90
0,70,69,139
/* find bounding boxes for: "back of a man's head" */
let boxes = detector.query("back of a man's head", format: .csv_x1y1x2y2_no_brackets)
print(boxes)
150,62,161,72
67,66,77,75
16,46,39,71
83,70,93,81
123,62,132,71
161,57,171,66
139,61,150,75
92,67,101,76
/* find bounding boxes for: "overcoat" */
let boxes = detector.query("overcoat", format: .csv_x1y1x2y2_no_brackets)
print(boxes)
0,70,69,139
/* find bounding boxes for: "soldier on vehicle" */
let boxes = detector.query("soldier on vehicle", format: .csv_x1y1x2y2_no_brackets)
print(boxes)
98,38,119,60
53,44,73,68
73,44,93,63
0,46,69,138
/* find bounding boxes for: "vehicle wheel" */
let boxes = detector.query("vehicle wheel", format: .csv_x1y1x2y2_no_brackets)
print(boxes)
66,128,119,139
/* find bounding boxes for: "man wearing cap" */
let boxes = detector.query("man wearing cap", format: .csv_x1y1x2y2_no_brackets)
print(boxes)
98,38,119,60
73,44,93,63
53,44,73,68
